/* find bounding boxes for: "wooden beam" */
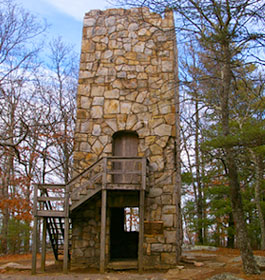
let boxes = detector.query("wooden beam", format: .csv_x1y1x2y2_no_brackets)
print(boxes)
37,197,65,202
138,157,146,273
107,156,143,160
107,170,142,175
100,158,107,273
106,184,141,190
70,185,101,211
41,218,47,272
63,217,69,273
31,216,38,275
141,158,147,191
68,157,104,186
37,211,66,217
63,184,70,274
33,182,38,216
138,189,145,273
32,183,38,275
100,189,107,273
70,173,103,198
36,184,65,189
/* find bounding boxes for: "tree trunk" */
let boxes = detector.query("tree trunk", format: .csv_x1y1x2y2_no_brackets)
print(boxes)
251,152,265,250
1,200,9,254
221,47,259,274
227,213,235,248
226,150,259,273
195,92,203,244
1,114,15,254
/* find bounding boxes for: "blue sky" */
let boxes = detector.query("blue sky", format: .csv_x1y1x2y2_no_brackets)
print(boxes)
18,0,114,53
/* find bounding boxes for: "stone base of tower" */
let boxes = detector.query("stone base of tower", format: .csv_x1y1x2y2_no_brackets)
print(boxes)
71,188,179,270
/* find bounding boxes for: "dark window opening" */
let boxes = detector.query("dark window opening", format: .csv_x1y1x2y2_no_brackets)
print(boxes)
124,207,139,232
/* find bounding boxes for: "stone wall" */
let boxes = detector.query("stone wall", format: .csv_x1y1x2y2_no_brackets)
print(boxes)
72,7,179,269
71,198,101,268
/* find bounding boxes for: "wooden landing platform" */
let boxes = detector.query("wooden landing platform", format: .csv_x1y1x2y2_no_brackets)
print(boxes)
107,259,138,270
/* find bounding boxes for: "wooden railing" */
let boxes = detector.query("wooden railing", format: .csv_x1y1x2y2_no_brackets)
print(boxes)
33,156,148,216
32,156,148,273
33,183,69,218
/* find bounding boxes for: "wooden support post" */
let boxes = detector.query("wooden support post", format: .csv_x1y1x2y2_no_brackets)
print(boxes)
63,184,70,274
100,189,107,273
138,190,145,273
32,216,38,275
41,218,47,272
63,217,69,273
32,183,38,275
100,158,107,273
138,158,146,273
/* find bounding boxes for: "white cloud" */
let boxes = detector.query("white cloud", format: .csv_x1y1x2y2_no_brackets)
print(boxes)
44,0,110,21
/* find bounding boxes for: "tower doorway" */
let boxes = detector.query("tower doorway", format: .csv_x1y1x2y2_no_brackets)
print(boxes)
110,207,139,260
112,131,139,184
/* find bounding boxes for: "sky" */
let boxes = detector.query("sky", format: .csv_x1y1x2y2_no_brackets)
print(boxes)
18,0,115,53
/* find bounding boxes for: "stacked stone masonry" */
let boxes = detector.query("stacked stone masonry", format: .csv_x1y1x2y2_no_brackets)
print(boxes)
72,7,179,269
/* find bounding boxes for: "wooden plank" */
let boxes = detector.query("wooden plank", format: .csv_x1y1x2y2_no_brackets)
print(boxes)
63,218,69,273
70,173,102,199
106,184,141,190
108,260,137,270
138,189,145,273
31,216,38,275
144,221,163,235
145,159,150,191
67,157,144,190
33,183,38,216
36,184,65,189
90,172,103,182
41,218,47,272
63,183,70,273
37,197,65,202
102,157,107,190
111,136,140,184
107,170,142,175
70,185,101,211
37,211,66,217
107,156,143,160
100,189,107,273
138,157,146,273
68,157,104,186
64,184,70,217
108,159,142,164
142,158,147,191
70,180,93,196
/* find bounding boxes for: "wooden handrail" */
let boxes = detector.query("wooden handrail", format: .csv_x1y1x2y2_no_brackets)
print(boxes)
34,156,149,215
67,157,104,186
35,183,65,188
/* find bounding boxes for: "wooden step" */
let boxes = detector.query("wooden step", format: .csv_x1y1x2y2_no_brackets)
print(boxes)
70,185,101,211
107,260,138,270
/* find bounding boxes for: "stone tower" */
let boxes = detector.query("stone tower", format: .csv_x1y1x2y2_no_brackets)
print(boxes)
71,7,181,270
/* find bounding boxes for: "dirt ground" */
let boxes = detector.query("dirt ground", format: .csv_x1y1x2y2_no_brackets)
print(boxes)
0,248,264,280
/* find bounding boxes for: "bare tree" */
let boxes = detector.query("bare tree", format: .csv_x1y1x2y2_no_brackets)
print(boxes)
0,0,46,254
46,37,78,183
113,0,265,274
32,37,78,184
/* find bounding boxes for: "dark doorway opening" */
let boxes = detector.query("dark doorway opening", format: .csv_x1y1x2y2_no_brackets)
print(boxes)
110,207,139,260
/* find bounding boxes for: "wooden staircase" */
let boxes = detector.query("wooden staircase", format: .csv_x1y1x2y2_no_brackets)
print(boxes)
37,187,72,262
32,156,148,274
46,217,71,261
